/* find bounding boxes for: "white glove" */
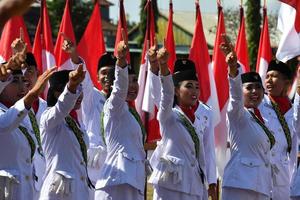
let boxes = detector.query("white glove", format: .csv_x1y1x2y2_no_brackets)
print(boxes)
0,174,19,200
49,173,72,196
87,146,106,169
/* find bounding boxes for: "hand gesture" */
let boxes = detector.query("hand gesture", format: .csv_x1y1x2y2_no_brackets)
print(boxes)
61,33,76,54
117,28,129,60
157,39,169,66
148,38,159,74
11,28,27,55
219,34,238,76
68,64,86,93
30,66,56,97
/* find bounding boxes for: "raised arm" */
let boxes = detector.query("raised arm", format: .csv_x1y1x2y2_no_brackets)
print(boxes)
106,31,129,113
220,34,244,119
41,65,85,129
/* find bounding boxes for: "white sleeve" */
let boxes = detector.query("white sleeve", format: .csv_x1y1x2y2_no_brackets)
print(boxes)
0,98,29,134
203,110,217,184
106,65,128,115
157,74,174,123
40,85,82,130
227,70,244,120
149,70,161,107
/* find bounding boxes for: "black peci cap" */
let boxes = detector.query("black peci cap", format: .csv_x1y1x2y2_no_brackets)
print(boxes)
97,52,117,72
172,59,198,86
241,72,263,85
25,52,37,69
267,59,292,80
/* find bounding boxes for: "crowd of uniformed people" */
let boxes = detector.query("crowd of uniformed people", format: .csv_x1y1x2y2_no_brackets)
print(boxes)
1,21,300,200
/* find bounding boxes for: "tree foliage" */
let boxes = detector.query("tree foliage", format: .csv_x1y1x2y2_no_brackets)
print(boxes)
245,0,261,70
47,0,94,42
137,0,158,47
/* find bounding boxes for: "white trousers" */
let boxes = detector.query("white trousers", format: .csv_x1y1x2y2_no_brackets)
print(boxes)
153,185,203,200
272,185,290,200
222,187,269,200
94,184,143,200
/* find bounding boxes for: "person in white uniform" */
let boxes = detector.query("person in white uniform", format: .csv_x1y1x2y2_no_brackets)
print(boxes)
258,60,298,200
11,37,48,199
220,35,273,200
60,38,116,200
147,46,208,199
0,52,55,200
94,37,146,200
289,66,300,200
39,65,91,200
147,44,217,200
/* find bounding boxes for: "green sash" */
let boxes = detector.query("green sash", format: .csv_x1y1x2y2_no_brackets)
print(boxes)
28,110,43,156
248,110,275,149
18,126,36,162
100,107,147,145
65,116,94,189
175,110,204,183
270,100,292,153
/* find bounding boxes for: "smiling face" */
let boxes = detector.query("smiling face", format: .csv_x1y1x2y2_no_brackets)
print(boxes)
0,74,28,107
97,66,114,93
265,70,291,97
126,74,139,101
242,82,264,108
175,80,199,108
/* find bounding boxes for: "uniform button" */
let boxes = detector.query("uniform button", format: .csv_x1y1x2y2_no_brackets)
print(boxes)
265,164,269,167
249,162,253,166
80,176,85,181
80,161,85,165
191,163,195,167
26,158,30,163
25,175,30,180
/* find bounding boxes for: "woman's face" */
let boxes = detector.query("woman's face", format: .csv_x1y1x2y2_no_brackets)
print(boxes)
243,82,264,108
265,70,291,97
175,80,199,108
126,74,139,101
0,74,28,107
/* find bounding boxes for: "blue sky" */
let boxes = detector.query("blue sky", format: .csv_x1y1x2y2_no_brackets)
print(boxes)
108,0,281,23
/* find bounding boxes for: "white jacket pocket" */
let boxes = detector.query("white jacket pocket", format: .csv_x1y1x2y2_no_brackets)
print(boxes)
49,171,74,196
0,170,20,200
159,155,184,184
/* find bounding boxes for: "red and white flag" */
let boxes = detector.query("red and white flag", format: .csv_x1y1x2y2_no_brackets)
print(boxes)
165,1,176,72
33,0,56,76
276,0,300,62
189,1,220,126
212,5,229,176
78,3,106,89
54,0,76,70
235,6,250,73
0,16,32,62
114,0,130,63
137,0,160,142
256,7,272,85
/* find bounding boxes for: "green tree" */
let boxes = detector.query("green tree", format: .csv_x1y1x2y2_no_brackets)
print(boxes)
137,0,158,47
47,0,94,42
245,0,261,70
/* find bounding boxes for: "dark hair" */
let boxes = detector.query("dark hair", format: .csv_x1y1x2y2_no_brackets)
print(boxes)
97,52,116,73
26,52,37,69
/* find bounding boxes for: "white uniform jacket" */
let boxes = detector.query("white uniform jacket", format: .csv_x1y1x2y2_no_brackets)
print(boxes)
95,66,146,193
39,86,89,200
223,73,272,196
22,97,47,196
259,95,298,187
148,70,217,185
148,74,205,197
0,99,34,200
80,72,107,183
290,93,300,196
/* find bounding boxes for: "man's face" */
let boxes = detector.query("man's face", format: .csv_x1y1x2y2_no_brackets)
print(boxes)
97,66,114,92
24,65,38,90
